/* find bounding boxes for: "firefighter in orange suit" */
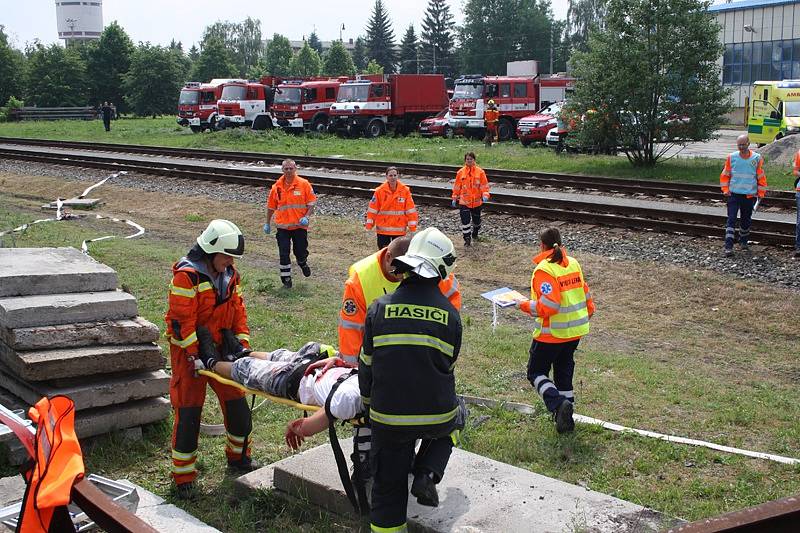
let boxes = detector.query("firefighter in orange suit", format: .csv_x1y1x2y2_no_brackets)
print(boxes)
335,235,461,367
484,99,500,146
514,227,594,434
365,166,419,249
451,151,490,246
165,219,257,499
265,159,317,288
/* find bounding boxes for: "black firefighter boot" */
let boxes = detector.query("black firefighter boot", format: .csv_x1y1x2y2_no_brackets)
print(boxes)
411,469,439,507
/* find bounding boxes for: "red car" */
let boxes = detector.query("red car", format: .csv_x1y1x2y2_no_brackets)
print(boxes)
418,108,453,138
516,102,564,147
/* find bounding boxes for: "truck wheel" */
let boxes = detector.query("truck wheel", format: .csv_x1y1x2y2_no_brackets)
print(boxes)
443,126,453,139
311,115,329,134
365,119,385,138
498,118,514,141
520,139,531,147
190,126,202,134
252,115,271,131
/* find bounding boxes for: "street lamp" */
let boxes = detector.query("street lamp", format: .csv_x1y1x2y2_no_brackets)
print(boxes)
340,23,346,42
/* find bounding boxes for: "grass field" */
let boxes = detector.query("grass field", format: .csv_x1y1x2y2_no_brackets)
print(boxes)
1,167,798,531
0,117,797,190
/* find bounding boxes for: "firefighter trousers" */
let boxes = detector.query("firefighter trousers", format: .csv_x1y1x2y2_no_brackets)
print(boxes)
276,228,309,279
725,193,755,249
170,345,252,485
369,426,453,532
376,233,400,250
459,206,483,242
527,338,579,413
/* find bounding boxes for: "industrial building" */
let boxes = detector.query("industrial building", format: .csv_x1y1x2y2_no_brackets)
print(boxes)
710,0,800,119
55,0,103,44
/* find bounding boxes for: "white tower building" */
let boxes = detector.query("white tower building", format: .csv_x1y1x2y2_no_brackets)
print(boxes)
55,1,104,44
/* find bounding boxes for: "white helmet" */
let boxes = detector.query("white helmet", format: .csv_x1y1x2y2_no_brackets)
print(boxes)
197,219,245,258
393,227,456,279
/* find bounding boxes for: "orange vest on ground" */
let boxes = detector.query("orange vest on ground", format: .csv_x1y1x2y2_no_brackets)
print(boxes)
18,396,85,533
452,165,490,208
267,175,318,230
365,180,419,235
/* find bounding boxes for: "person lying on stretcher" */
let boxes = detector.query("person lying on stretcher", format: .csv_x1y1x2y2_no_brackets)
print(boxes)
194,327,369,460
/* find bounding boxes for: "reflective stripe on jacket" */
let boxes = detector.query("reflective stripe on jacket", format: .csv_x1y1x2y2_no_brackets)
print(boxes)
720,151,767,198
267,175,317,230
365,180,418,235
338,249,461,365
452,165,490,208
484,108,500,125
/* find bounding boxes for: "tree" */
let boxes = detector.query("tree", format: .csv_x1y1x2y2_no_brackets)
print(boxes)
365,59,384,75
398,25,418,74
420,0,455,76
289,42,322,77
263,34,293,76
25,42,89,107
566,0,732,166
124,43,184,116
351,36,369,72
308,31,323,55
169,39,192,82
188,44,200,62
191,36,238,82
323,40,356,76
365,0,397,73
201,18,262,76
0,26,25,106
567,0,608,51
86,22,134,111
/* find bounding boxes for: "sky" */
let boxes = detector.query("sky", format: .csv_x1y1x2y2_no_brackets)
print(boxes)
3,0,572,49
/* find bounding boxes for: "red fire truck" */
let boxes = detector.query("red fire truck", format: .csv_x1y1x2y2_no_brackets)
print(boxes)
448,74,575,141
271,78,347,133
217,76,281,130
328,74,448,138
176,79,230,132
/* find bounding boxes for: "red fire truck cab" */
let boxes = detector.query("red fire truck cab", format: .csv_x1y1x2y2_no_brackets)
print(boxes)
217,76,281,130
329,74,448,138
271,78,346,133
449,74,575,141
176,79,229,132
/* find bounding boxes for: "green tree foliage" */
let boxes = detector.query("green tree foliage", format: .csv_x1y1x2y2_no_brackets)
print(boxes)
124,43,185,116
201,18,262,76
566,0,732,166
365,59,384,75
25,42,89,107
86,22,134,111
188,44,200,62
289,42,322,77
567,0,608,51
459,0,564,75
365,0,397,73
420,0,455,76
308,31,323,55
191,37,238,82
323,40,356,76
0,26,25,106
351,36,369,72
169,39,192,83
263,34,293,77
398,25,418,74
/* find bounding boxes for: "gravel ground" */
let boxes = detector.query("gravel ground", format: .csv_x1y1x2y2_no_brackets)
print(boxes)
2,159,799,291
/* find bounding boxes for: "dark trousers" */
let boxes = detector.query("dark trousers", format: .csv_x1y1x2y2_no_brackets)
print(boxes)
527,339,580,413
276,228,308,279
103,118,111,132
370,426,453,531
725,193,755,248
459,205,483,242
377,233,399,250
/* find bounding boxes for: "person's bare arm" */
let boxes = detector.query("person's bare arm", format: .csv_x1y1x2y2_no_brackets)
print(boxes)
285,409,331,449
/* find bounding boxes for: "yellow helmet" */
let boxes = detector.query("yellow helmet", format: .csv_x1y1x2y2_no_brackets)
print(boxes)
487,99,496,106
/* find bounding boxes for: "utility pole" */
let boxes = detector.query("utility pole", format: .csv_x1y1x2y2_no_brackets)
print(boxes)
433,45,437,74
549,25,554,75
416,47,420,74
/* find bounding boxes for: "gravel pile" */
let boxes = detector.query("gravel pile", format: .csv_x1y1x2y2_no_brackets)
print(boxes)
3,159,799,291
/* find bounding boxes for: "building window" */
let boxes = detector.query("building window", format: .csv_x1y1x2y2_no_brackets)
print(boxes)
723,38,800,85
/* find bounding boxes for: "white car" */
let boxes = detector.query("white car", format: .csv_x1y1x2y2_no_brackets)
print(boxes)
546,127,562,149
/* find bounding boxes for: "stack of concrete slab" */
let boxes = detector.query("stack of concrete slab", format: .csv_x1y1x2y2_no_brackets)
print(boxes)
0,248,169,463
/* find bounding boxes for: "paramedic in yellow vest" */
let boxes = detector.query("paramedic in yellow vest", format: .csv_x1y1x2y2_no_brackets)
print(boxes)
719,134,767,257
365,166,419,249
514,227,594,434
791,149,800,259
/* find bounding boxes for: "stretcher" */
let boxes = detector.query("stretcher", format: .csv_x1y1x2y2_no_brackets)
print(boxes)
198,369,322,413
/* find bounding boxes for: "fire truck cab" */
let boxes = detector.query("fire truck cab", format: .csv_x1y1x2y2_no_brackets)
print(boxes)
449,74,574,141
217,77,279,130
271,78,344,133
176,79,228,133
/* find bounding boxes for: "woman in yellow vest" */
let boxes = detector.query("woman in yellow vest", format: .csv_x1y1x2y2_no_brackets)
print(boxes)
515,227,594,433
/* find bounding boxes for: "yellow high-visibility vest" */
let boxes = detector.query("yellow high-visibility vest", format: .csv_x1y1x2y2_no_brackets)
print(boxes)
533,258,590,339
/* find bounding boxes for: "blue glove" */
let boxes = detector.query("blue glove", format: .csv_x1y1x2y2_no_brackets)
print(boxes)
451,200,457,208
263,223,271,234
299,216,309,226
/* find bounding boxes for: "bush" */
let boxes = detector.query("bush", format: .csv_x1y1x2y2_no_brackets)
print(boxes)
0,96,24,122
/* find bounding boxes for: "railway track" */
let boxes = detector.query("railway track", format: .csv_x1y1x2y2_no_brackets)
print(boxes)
1,136,796,208
0,140,795,246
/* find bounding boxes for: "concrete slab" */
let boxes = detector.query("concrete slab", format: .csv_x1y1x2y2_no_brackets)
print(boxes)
0,477,24,507
0,365,169,410
43,198,100,209
0,291,138,329
71,397,170,440
0,248,117,297
0,316,160,351
0,342,164,381
241,441,680,532
115,480,222,533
